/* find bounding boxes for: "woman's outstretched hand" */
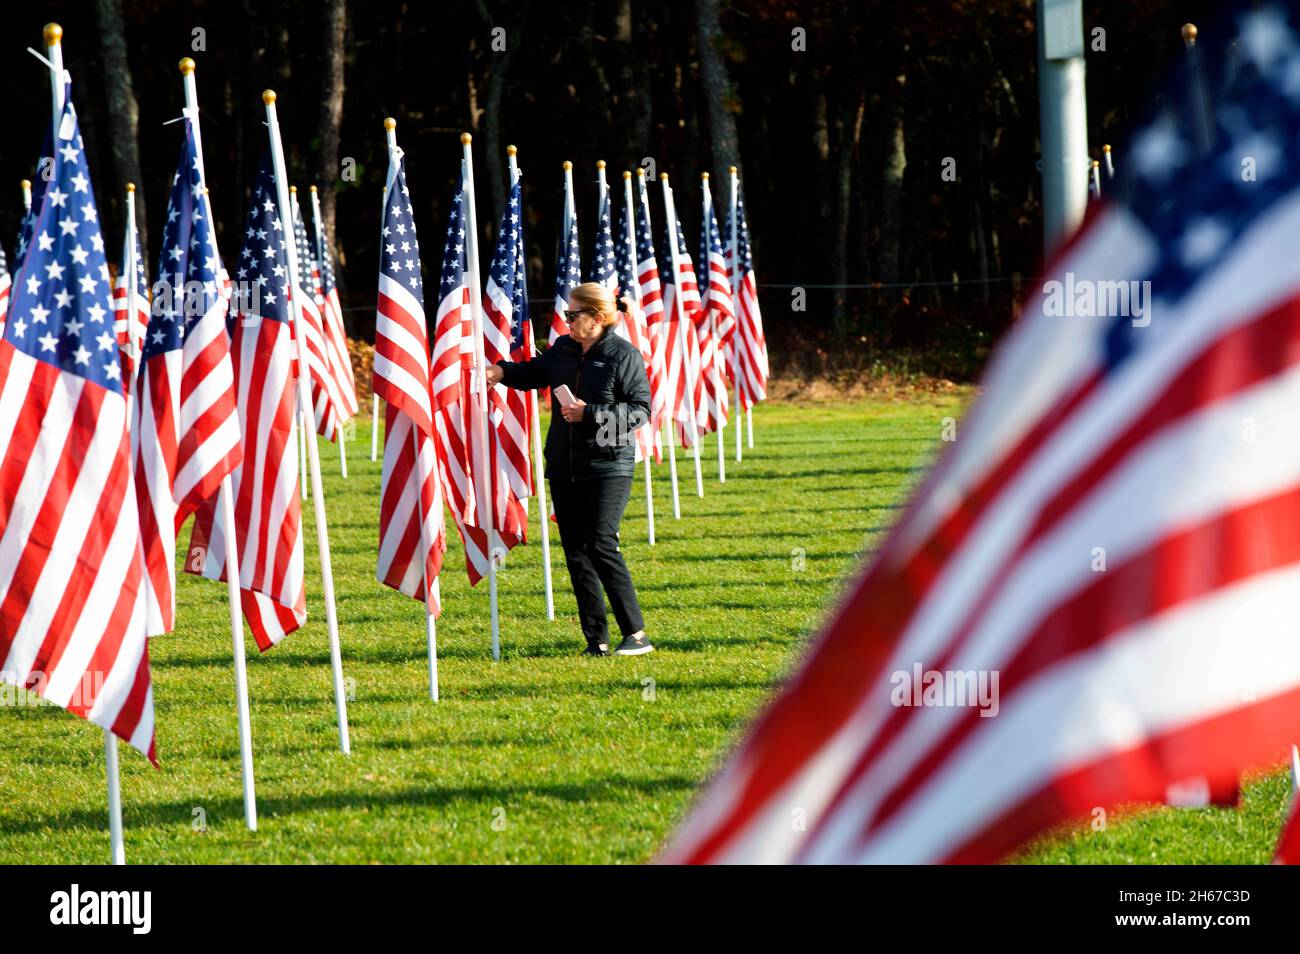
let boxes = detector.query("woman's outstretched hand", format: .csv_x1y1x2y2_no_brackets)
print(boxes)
485,364,505,387
561,399,587,423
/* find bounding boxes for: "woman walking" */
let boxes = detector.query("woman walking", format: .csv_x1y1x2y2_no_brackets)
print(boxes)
485,282,654,656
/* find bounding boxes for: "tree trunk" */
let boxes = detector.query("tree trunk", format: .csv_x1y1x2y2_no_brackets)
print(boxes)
830,91,865,337
473,1,529,234
694,0,741,176
314,0,347,271
615,0,652,175
93,0,147,256
878,73,907,287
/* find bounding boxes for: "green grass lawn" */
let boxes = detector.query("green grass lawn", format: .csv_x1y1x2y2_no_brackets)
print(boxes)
0,394,1292,863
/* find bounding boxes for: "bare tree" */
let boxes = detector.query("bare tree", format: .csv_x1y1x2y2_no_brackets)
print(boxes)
694,0,741,176
93,0,147,255
314,0,348,269
474,0,531,225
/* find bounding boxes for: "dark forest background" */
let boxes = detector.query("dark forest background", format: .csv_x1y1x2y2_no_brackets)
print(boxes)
1,0,1217,381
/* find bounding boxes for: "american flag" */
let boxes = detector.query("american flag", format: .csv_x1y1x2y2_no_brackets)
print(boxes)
0,244,10,331
550,197,581,346
291,193,349,441
374,149,445,611
658,186,706,447
613,184,662,464
134,120,242,636
111,199,149,391
634,172,671,436
665,6,1300,863
187,155,306,651
311,196,360,418
724,182,769,410
700,179,737,388
591,183,618,290
0,95,155,761
482,176,532,542
672,210,725,434
433,167,491,583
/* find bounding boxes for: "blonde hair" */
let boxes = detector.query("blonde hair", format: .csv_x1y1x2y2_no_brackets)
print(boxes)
568,282,628,328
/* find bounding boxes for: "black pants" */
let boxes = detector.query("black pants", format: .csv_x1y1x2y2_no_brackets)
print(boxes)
549,475,645,644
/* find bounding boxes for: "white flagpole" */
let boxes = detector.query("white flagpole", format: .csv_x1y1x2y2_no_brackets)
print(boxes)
20,178,32,213
638,170,681,519
264,90,351,754
46,19,126,865
309,185,349,479
661,175,704,499
510,147,556,619
299,403,309,497
181,56,258,830
414,432,440,701
104,731,126,864
701,173,726,484
563,160,576,241
728,167,743,463
124,182,141,424
622,171,655,545
461,133,503,661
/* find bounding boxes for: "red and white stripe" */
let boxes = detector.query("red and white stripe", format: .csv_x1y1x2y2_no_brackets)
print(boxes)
134,293,242,635
675,246,726,434
665,195,1300,864
659,271,706,448
614,285,661,464
432,278,491,584
726,252,768,411
483,274,532,541
0,343,155,761
375,271,444,611
298,284,348,441
187,317,305,650
112,263,149,392
322,284,359,417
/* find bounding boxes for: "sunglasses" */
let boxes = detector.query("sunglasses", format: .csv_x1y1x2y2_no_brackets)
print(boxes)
563,308,597,323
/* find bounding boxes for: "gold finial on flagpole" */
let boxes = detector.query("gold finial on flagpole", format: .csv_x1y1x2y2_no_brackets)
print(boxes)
289,185,297,194
596,159,606,170
507,144,517,156
623,170,631,180
728,165,737,174
126,182,135,193
310,184,318,193
659,172,669,181
20,179,31,190
637,168,646,178
44,22,62,45
562,160,572,171
179,57,195,75
262,90,277,105
460,132,472,145
701,172,710,180
383,117,396,131
1103,144,1111,153
1181,23,1198,47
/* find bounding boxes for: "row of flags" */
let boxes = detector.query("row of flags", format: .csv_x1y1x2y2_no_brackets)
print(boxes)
0,26,777,862
369,137,773,688
0,28,367,857
0,37,770,843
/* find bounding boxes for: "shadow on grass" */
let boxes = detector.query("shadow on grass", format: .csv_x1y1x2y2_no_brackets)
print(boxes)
2,773,703,837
